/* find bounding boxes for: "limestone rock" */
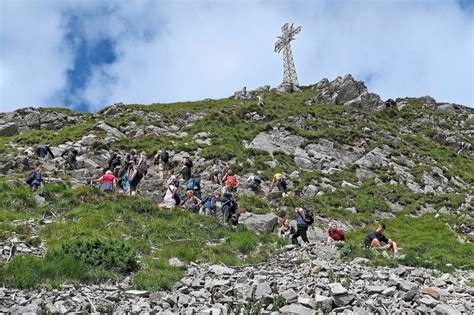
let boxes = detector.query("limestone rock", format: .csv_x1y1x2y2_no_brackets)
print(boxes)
0,122,18,136
239,213,278,234
279,303,316,315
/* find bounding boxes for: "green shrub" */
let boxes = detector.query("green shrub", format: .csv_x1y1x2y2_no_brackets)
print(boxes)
58,239,139,273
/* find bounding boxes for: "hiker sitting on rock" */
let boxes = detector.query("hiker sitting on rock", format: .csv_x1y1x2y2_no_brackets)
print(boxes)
364,223,399,254
61,148,78,170
327,223,345,245
200,192,219,216
183,190,201,213
93,170,117,193
247,174,262,192
222,169,239,193
279,219,295,242
270,172,288,197
35,145,55,159
160,183,178,210
26,165,43,191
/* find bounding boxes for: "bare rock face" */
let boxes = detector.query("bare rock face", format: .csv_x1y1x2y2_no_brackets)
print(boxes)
248,128,306,155
307,74,384,111
2,107,83,132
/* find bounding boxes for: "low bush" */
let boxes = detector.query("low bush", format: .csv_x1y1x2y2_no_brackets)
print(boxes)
58,239,139,273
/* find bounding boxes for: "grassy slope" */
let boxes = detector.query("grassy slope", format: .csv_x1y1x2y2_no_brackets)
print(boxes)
0,184,282,290
1,91,473,289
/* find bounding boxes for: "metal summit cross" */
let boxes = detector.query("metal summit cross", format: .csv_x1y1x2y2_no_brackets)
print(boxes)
274,23,302,86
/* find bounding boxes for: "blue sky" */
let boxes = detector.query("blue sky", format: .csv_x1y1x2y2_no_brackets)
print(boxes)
0,0,473,112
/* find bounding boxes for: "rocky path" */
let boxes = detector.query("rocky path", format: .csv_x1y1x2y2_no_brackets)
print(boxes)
2,241,473,314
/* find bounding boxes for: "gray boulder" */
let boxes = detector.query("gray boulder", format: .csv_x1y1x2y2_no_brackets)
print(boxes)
0,122,18,136
239,213,278,234
279,303,316,315
249,128,305,156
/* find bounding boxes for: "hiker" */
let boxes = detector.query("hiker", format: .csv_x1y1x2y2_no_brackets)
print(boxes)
222,169,239,193
257,94,265,107
221,191,239,224
279,219,295,242
183,190,201,213
247,174,262,191
94,170,117,192
128,164,144,196
364,223,399,254
270,172,288,197
200,192,219,216
291,207,312,245
120,165,132,194
61,148,78,170
164,169,178,188
210,159,226,185
154,150,170,168
160,183,178,210
26,165,43,191
116,152,134,189
35,145,55,159
327,223,345,245
106,151,121,175
181,157,193,181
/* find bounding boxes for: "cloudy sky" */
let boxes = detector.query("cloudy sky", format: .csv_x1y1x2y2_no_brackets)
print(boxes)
0,0,473,112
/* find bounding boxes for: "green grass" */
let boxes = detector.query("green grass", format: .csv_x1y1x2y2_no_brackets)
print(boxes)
340,214,474,272
0,183,279,290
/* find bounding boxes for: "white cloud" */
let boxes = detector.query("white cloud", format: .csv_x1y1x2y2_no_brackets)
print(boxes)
0,0,73,112
1,0,473,112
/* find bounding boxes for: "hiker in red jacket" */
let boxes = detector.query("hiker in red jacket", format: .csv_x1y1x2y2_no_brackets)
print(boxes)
327,223,345,245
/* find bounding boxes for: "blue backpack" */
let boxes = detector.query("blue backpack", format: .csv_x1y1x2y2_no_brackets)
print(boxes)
186,178,194,190
186,177,201,191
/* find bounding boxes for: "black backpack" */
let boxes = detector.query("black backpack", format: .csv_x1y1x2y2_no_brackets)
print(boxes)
138,161,148,176
25,172,35,185
161,151,169,163
303,208,315,225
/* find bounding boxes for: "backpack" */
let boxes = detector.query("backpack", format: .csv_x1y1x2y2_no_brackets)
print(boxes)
161,151,169,163
25,172,35,185
186,178,194,190
253,175,262,184
185,159,193,168
231,209,241,225
303,208,315,225
173,177,180,187
191,176,201,191
138,161,148,176
174,191,182,205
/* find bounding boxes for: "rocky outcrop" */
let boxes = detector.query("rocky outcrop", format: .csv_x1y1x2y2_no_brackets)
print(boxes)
248,128,306,155
2,107,83,132
306,74,384,111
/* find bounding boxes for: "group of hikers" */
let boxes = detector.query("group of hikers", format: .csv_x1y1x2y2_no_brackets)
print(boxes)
27,145,400,253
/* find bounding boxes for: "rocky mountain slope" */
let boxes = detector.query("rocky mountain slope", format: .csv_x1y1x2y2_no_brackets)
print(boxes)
0,74,473,314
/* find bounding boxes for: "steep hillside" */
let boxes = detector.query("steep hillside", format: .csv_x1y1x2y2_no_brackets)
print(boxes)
0,75,473,313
